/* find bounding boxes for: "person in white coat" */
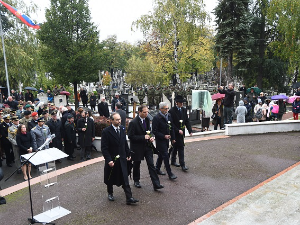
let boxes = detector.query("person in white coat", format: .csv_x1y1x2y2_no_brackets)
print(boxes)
235,100,247,123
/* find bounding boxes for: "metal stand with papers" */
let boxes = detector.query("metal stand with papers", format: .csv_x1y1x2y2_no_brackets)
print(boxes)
21,147,70,224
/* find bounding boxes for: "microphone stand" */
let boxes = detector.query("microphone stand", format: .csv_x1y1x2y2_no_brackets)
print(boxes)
5,136,55,225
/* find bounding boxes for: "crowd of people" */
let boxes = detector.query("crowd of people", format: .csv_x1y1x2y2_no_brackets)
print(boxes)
211,83,296,130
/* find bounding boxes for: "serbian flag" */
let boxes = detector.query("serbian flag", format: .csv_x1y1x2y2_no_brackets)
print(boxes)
0,0,40,29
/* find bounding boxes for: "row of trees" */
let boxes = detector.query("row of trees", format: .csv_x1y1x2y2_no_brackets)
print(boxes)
0,0,299,107
214,0,300,92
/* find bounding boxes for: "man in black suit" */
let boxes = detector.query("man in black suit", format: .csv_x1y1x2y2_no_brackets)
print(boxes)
111,92,126,112
152,102,177,180
127,105,164,190
101,112,138,205
98,97,110,118
115,103,126,127
168,95,193,171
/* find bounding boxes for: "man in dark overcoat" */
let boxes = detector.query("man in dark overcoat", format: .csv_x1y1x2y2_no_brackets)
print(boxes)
168,95,193,171
101,112,139,205
127,105,164,190
46,111,62,151
77,110,95,161
98,97,110,118
152,102,177,180
64,114,76,160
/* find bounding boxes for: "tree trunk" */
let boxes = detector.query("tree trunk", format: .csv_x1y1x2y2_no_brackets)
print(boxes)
257,2,266,89
73,81,79,109
227,53,233,80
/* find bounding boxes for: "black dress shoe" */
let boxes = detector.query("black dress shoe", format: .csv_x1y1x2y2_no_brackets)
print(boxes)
7,164,12,167
108,194,114,201
134,181,141,188
153,184,164,191
156,170,166,175
171,162,180,167
126,197,139,205
169,173,177,180
181,166,189,171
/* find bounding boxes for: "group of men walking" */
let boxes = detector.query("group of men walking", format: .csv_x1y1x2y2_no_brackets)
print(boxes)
101,95,193,205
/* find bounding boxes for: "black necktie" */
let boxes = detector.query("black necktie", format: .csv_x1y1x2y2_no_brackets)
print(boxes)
117,128,120,137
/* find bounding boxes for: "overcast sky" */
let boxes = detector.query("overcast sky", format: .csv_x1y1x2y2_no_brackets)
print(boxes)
24,0,218,44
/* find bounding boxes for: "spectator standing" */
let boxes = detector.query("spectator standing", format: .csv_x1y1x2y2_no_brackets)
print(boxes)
292,97,300,120
47,90,53,103
80,88,88,107
115,103,126,128
0,115,13,167
46,111,62,151
90,92,97,111
16,125,33,180
111,92,126,112
212,98,224,130
235,100,248,123
218,83,236,124
25,90,34,102
239,84,247,97
64,114,76,160
8,116,20,172
98,97,109,118
277,99,285,121
30,117,51,151
77,111,95,161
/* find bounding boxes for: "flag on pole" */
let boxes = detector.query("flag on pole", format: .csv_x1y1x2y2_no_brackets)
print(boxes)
0,0,40,29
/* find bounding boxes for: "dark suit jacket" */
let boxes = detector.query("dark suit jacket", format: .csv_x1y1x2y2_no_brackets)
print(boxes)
168,106,192,147
0,122,12,146
116,109,126,127
98,102,109,117
127,115,151,161
101,125,130,186
152,113,175,151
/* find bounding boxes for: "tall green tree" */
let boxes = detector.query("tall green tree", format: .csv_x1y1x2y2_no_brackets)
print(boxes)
133,0,209,85
268,0,300,82
37,0,100,108
214,0,252,80
0,0,40,90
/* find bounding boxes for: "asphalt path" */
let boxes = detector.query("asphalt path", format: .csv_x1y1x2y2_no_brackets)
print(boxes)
1,132,300,225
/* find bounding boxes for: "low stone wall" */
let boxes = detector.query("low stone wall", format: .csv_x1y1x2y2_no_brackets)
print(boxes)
225,120,300,136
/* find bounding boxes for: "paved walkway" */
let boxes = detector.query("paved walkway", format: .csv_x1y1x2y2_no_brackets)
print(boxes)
190,161,300,225
0,112,299,225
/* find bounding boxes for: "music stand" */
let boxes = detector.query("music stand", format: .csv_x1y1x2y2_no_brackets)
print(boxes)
20,148,70,224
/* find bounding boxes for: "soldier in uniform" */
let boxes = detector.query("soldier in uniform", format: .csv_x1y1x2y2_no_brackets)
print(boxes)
154,86,162,109
137,87,145,105
147,86,155,108
19,111,32,130
28,112,39,131
0,115,13,167
64,114,76,161
8,116,21,172
31,117,51,151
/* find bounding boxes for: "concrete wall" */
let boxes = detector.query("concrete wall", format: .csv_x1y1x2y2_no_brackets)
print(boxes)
225,120,300,136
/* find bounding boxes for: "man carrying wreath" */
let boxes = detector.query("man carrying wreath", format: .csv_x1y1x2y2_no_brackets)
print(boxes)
168,95,193,171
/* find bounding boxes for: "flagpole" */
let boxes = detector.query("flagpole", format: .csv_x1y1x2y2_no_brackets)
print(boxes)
0,14,10,97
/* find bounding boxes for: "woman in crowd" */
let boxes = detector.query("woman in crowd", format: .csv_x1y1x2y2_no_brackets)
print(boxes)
16,124,33,180
292,97,300,120
211,98,224,130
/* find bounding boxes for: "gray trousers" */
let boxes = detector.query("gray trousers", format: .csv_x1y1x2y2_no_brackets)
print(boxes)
12,145,21,169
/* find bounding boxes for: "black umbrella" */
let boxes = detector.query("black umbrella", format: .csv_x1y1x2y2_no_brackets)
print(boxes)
24,87,37,91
